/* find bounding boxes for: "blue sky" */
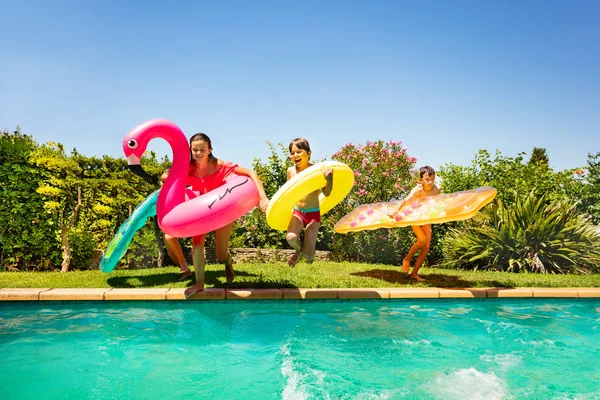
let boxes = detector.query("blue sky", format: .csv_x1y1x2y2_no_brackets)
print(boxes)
1,0,599,174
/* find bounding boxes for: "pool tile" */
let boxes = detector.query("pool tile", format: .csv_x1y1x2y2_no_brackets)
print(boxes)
39,288,108,300
438,288,488,298
338,289,390,299
282,288,339,299
388,289,439,298
0,288,50,301
226,289,283,299
577,288,600,298
166,288,226,300
104,288,168,300
531,288,579,298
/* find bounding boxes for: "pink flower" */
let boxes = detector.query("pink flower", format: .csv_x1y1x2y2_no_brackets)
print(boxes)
358,189,366,195
251,225,256,230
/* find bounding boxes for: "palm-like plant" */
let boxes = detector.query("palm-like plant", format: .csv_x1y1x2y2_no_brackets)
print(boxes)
442,192,600,274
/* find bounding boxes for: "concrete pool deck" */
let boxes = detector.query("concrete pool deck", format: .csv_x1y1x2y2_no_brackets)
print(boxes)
0,287,599,301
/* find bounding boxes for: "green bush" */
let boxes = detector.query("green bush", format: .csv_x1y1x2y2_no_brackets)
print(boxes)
124,224,160,269
442,192,600,274
233,142,292,249
68,228,97,270
576,152,600,224
0,128,62,270
438,149,582,207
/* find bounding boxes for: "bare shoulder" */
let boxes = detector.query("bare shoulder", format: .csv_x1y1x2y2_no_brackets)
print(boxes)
432,184,441,195
287,166,296,180
409,184,423,196
213,158,224,172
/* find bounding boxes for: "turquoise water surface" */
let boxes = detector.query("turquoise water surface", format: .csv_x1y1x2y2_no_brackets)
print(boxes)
1,299,599,399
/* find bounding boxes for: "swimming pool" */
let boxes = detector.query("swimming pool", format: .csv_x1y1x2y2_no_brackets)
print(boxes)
1,299,598,399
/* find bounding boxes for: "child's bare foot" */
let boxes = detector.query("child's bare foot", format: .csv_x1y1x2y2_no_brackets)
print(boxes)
410,274,425,282
402,258,410,273
178,268,193,281
288,249,302,268
184,284,204,298
225,259,235,283
303,254,315,264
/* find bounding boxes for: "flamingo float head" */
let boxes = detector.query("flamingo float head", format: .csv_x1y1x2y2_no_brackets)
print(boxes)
123,119,185,181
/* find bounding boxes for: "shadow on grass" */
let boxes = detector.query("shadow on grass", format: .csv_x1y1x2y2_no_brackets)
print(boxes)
351,269,511,288
106,270,299,289
106,270,244,288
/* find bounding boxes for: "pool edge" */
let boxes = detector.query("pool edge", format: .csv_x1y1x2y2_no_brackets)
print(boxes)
1,287,599,301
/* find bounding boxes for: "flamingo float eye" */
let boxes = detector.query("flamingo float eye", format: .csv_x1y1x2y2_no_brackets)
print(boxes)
127,139,139,149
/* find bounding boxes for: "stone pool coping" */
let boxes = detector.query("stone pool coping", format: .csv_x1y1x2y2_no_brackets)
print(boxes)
0,287,599,301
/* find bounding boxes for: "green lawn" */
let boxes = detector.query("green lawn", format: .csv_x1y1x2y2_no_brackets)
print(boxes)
1,262,599,289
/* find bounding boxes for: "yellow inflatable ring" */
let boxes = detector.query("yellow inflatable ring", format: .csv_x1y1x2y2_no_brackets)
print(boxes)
266,161,354,231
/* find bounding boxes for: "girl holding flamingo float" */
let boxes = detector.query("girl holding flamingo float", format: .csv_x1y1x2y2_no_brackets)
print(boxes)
123,120,269,298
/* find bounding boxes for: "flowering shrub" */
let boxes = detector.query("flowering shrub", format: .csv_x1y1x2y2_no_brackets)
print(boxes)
328,140,418,263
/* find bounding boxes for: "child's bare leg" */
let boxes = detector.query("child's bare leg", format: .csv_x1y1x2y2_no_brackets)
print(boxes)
185,235,206,297
215,223,234,283
286,217,304,267
164,234,191,279
403,226,427,273
411,225,431,281
302,222,321,263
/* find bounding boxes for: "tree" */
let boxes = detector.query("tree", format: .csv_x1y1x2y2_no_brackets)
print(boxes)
529,147,549,170
31,143,121,271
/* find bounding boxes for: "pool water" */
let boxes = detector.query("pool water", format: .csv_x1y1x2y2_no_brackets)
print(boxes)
1,299,599,399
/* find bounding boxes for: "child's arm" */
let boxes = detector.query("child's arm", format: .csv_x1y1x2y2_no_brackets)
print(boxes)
322,167,334,197
233,166,270,213
389,185,420,216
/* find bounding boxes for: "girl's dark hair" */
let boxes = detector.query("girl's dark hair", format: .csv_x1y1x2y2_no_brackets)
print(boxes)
159,167,170,184
189,132,216,162
289,138,311,154
419,165,435,178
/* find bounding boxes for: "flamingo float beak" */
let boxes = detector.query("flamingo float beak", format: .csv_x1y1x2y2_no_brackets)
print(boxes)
128,164,153,180
126,154,153,181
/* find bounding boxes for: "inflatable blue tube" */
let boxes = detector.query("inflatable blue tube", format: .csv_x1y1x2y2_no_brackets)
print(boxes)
99,189,160,273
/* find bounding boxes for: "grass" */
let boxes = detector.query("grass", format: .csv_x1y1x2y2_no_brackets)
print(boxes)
1,262,599,289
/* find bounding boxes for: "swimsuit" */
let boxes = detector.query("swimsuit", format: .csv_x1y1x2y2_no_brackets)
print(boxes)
292,205,321,226
186,161,238,195
186,161,238,244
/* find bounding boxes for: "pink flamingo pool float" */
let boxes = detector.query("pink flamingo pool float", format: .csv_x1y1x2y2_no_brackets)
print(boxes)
123,119,259,238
